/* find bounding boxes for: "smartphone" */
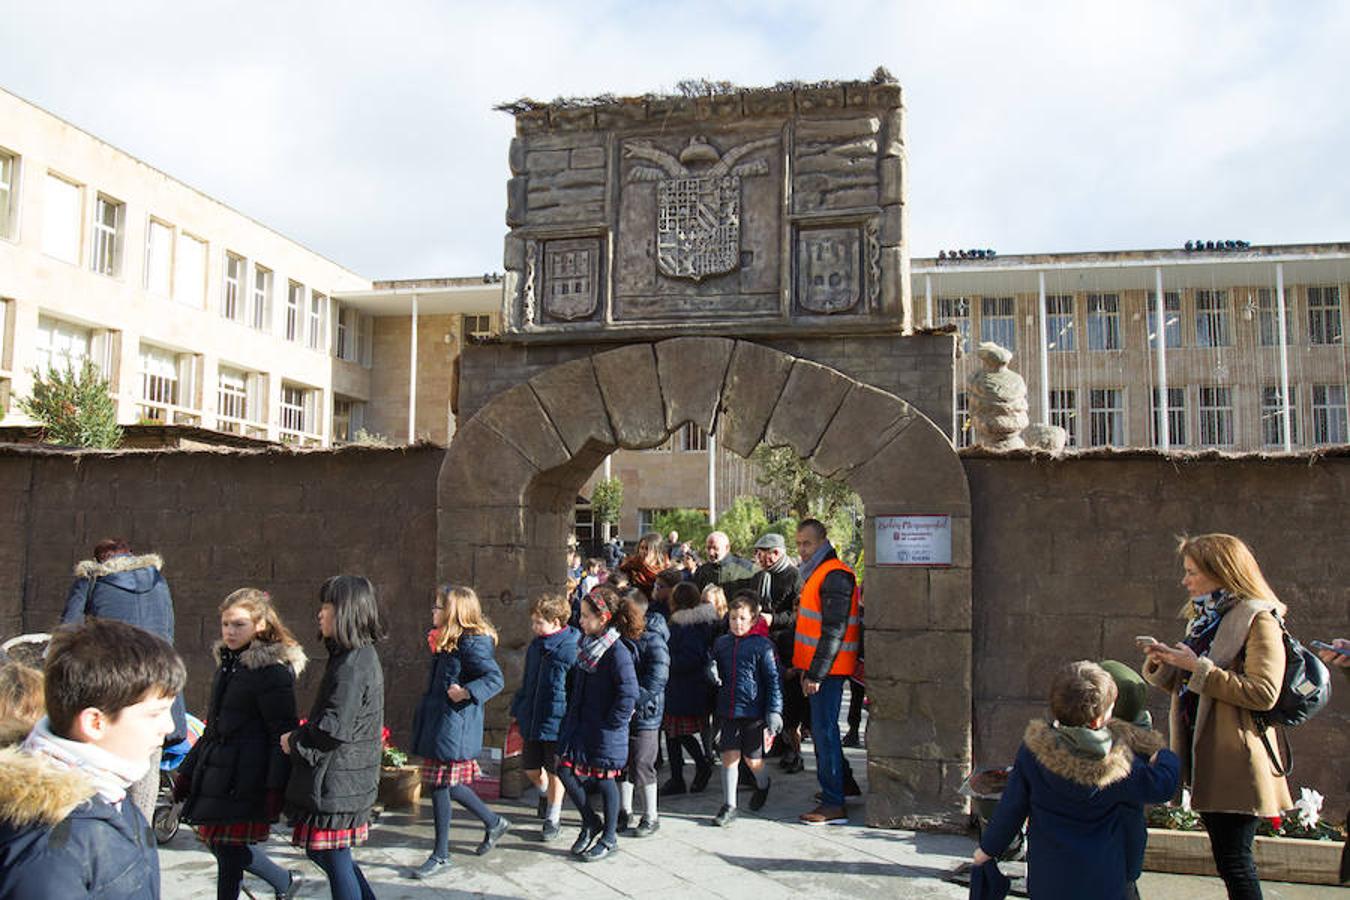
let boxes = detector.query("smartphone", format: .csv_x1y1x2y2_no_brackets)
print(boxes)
1135,635,1163,650
1309,640,1349,657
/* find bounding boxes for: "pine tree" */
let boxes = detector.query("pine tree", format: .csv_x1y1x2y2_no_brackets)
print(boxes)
18,361,123,448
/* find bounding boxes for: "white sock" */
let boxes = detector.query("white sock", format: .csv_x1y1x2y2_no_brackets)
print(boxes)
752,767,769,789
722,764,738,808
642,783,659,822
620,781,635,815
546,799,562,825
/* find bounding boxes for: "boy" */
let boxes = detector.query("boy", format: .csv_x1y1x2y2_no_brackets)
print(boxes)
0,618,186,899
973,661,1179,900
707,591,782,827
510,592,580,842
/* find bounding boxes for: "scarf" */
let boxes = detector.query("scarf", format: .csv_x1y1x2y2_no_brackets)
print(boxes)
757,554,791,602
798,539,834,584
1177,589,1239,724
576,627,620,673
23,717,148,804
1050,721,1113,760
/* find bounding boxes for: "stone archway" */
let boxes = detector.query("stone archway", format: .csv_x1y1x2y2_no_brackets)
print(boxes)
437,336,971,828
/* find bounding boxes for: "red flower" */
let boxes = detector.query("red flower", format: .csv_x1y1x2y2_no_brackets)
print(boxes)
1268,815,1282,830
381,726,392,747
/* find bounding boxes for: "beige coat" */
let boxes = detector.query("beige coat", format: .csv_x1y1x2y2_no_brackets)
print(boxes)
1142,599,1293,817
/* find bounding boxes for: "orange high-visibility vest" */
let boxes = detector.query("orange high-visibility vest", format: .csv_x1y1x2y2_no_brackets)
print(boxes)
792,557,861,676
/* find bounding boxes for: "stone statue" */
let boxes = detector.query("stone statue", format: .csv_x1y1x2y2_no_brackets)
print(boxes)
967,342,1029,450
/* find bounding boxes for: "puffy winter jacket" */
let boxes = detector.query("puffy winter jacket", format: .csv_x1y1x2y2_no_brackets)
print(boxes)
411,632,503,762
664,603,720,717
630,613,670,731
711,620,782,722
557,637,638,770
510,626,580,742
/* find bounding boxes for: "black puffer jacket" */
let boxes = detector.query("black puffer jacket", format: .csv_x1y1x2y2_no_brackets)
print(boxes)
179,640,305,826
630,613,671,732
285,643,383,826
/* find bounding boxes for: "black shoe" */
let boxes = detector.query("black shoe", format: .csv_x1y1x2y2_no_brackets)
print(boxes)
844,775,862,797
633,817,660,837
541,819,562,842
842,729,860,748
749,777,771,812
580,839,616,862
408,855,451,880
712,804,737,827
659,778,687,797
780,753,805,774
570,825,598,857
690,766,712,793
476,816,511,856
277,870,305,900
616,810,630,834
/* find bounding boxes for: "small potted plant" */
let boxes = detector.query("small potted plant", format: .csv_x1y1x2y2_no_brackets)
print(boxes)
377,726,422,810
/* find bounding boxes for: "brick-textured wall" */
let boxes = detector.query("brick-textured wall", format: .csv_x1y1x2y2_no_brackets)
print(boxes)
964,453,1350,812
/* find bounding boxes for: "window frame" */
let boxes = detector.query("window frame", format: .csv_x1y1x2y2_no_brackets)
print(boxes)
1311,383,1348,445
251,265,272,331
1307,286,1343,346
1150,386,1187,447
222,252,246,322
1256,288,1295,347
937,297,971,352
41,172,84,265
1147,291,1183,349
0,148,20,241
286,281,304,342
1260,385,1298,447
1049,388,1078,446
1194,289,1232,348
1044,294,1075,352
1085,293,1121,351
1197,385,1235,447
1087,387,1125,446
90,193,124,277
979,296,1016,352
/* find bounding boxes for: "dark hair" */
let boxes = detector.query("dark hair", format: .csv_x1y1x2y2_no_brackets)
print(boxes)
728,590,762,616
530,592,572,626
93,538,132,563
320,575,385,649
583,586,645,640
612,590,647,641
607,570,630,591
797,518,827,541
655,567,684,589
1049,661,1118,727
45,619,185,737
670,581,702,613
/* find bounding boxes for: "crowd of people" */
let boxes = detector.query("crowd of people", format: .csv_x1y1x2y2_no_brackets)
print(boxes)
0,529,1343,899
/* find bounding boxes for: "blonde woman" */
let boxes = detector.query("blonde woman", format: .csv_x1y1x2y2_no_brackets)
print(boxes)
1142,534,1292,900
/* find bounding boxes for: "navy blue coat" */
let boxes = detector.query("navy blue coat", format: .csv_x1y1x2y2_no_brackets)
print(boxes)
630,613,670,732
664,603,720,718
558,637,638,770
0,746,160,899
980,720,1179,900
711,625,782,721
411,633,503,762
510,626,580,742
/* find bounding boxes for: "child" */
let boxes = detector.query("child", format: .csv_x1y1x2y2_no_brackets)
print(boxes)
1099,658,1157,900
281,575,384,900
650,567,684,621
408,585,509,879
708,591,782,826
556,586,640,862
510,592,580,842
177,589,307,900
0,618,185,898
973,661,1180,900
618,589,669,837
661,581,720,796
0,661,44,747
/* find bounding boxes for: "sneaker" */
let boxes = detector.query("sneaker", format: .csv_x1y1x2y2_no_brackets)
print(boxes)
690,766,712,793
633,817,660,837
580,839,616,862
407,855,451,880
277,870,305,900
798,804,848,826
616,810,630,834
570,825,598,857
749,777,771,812
658,778,687,797
712,804,737,827
842,729,860,748
476,816,511,856
541,819,562,842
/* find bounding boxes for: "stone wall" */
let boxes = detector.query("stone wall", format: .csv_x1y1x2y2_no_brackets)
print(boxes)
963,452,1350,811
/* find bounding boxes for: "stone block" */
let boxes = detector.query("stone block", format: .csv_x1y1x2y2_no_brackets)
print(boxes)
925,567,972,631
795,116,880,141
879,203,903,248
864,756,967,830
570,147,606,169
591,344,667,449
508,138,526,176
743,90,793,118
436,419,538,508
516,109,549,135
654,337,734,433
437,506,527,548
858,566,930,632
879,245,906,318
593,100,648,130
472,545,528,600
502,234,525,272
763,359,853,457
437,541,477,586
865,687,970,761
810,382,914,477
844,418,969,512
797,86,846,116
525,149,570,174
549,107,595,132
716,341,795,458
873,83,903,110
506,176,527,227
864,629,971,689
474,384,571,473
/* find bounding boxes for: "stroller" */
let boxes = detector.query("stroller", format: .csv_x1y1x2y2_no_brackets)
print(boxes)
152,713,204,844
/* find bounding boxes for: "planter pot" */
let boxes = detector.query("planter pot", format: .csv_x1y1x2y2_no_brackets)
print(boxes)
1143,827,1345,886
377,765,422,810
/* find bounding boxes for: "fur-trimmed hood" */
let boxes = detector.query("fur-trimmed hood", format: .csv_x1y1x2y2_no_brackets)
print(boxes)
0,746,97,828
0,719,33,748
670,603,722,627
73,553,164,580
212,639,307,676
1022,719,1165,789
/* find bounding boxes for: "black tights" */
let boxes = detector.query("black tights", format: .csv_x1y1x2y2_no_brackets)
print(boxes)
306,847,375,900
430,783,500,859
1200,811,1263,900
665,734,708,784
211,843,290,900
557,767,620,846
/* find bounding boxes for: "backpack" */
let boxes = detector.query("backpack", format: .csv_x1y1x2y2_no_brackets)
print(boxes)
1250,613,1332,776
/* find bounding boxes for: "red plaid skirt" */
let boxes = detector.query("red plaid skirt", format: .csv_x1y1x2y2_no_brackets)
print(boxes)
196,821,270,846
558,757,623,780
662,714,706,737
420,758,481,788
291,822,369,851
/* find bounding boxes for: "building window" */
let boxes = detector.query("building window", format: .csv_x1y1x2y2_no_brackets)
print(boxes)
34,316,92,374
332,397,365,443
573,503,596,545
637,509,670,536
251,266,272,331
1147,291,1182,349
217,366,248,427
1088,388,1125,446
461,314,492,341
675,422,708,452
955,390,972,447
139,345,179,416
1307,286,1342,346
90,194,124,277
980,296,1016,351
307,292,326,350
1261,386,1298,447
222,253,245,321
1195,290,1231,348
279,383,318,443
286,282,303,342
1049,389,1077,446
173,233,207,308
937,297,971,352
335,306,368,363
1197,386,1234,446
1257,288,1294,346
1045,295,1075,352
0,149,19,240
42,173,83,264
1151,387,1186,447
144,219,174,296
1312,384,1348,445
1086,294,1121,351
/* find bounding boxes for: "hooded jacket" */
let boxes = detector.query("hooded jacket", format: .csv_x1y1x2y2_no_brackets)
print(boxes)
711,619,782,722
178,640,305,826
664,603,721,718
979,720,1178,900
411,632,504,762
0,747,160,899
557,637,638,771
510,626,581,742
630,613,670,731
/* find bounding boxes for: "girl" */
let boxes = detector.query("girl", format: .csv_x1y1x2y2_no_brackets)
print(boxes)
408,585,509,879
618,533,667,596
660,581,719,796
556,586,640,862
281,575,384,900
618,589,669,837
179,589,307,900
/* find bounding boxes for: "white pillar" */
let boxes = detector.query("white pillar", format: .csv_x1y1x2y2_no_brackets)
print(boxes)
1275,263,1292,451
1037,271,1050,424
407,293,419,444
924,274,933,328
600,454,613,541
707,432,717,526
1154,267,1170,450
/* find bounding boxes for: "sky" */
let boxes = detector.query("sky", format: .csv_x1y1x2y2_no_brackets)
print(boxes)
2,1,1348,280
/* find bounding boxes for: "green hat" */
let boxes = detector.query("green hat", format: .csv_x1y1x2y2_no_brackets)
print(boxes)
1099,659,1148,726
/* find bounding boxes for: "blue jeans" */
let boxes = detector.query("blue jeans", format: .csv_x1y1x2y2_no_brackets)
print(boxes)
808,675,847,807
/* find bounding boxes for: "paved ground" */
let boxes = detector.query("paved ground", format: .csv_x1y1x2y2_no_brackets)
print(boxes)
158,738,1339,898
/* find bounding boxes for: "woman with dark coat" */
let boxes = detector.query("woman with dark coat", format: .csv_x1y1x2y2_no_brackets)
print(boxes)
177,589,306,900
619,591,670,836
281,576,384,900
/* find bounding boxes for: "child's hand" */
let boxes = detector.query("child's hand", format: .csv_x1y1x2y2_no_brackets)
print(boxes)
766,712,783,735
447,683,470,702
973,848,993,866
705,659,722,687
279,731,292,755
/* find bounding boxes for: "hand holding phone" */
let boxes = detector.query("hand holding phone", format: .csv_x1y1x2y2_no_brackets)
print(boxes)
1135,635,1163,651
1309,640,1350,657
